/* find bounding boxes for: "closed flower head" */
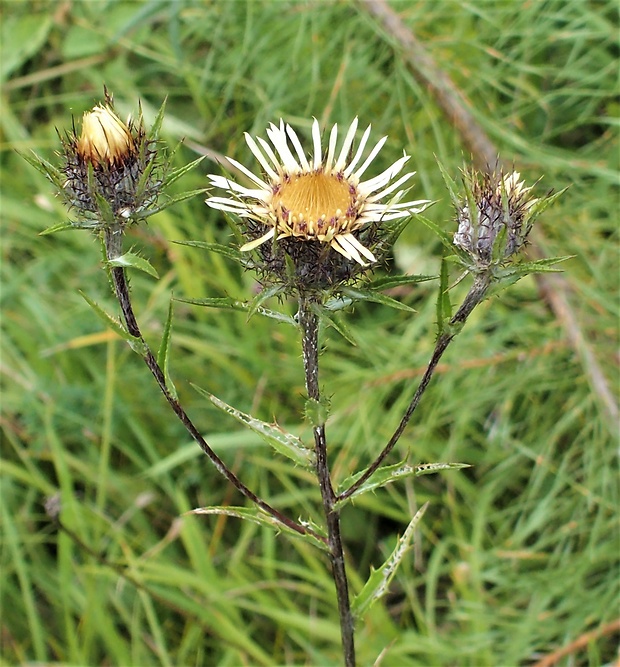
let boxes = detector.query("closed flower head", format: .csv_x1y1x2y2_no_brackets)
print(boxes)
206,118,429,290
61,91,158,226
454,168,539,269
76,104,136,167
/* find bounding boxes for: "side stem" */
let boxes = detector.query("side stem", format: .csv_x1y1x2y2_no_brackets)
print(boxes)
298,296,355,667
339,274,491,502
103,227,323,543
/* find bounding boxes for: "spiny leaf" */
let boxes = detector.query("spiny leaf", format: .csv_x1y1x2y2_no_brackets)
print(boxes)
20,150,64,187
173,240,243,261
108,252,159,278
436,255,452,336
157,298,178,400
336,460,469,508
175,296,297,325
310,302,357,346
192,387,315,469
436,158,462,209
147,97,167,142
416,213,456,252
247,284,286,321
189,506,327,551
351,504,428,619
368,274,437,290
141,188,208,217
304,397,330,428
485,256,573,298
525,187,569,222
164,155,206,188
79,291,146,355
39,220,76,235
340,286,416,312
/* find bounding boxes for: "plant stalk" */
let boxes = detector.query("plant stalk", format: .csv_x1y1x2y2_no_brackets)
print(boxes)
339,273,491,501
103,226,324,543
298,296,355,667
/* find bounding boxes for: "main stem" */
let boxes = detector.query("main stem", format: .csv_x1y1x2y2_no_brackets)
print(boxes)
298,296,355,667
103,226,323,543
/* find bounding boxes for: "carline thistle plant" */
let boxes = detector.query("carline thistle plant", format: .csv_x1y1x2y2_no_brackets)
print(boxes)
27,91,565,667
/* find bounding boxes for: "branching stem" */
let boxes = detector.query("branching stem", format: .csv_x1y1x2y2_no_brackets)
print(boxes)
103,226,324,544
298,296,355,667
339,274,491,502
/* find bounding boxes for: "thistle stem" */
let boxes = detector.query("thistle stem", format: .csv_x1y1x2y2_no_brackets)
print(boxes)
298,296,355,667
102,227,324,543
339,274,491,502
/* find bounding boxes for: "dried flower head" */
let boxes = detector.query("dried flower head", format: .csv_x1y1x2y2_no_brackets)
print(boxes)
61,92,159,226
206,119,429,290
453,168,539,269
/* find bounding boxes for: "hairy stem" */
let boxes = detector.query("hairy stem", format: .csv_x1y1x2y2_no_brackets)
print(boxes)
298,296,355,667
339,274,491,502
102,227,324,543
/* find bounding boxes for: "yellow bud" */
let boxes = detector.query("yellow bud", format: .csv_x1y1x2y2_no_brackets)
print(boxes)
77,104,135,167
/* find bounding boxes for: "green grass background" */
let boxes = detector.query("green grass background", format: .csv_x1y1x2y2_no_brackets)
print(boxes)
2,1,618,665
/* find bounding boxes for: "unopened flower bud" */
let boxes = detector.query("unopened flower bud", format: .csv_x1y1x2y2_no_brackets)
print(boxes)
454,168,538,270
60,92,159,226
76,104,136,167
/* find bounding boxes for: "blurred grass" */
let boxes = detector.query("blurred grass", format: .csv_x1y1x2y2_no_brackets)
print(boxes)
1,1,618,665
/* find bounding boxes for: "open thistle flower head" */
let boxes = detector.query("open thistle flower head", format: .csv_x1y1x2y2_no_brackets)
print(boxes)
453,168,539,270
61,91,159,227
206,118,430,290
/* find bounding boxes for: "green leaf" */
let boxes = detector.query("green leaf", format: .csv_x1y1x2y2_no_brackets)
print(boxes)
163,156,206,188
416,213,455,252
304,397,330,428
20,150,64,187
485,255,574,298
351,504,428,619
336,460,470,508
79,291,146,355
147,97,167,142
175,296,297,326
525,187,568,223
141,188,208,217
189,506,328,551
368,274,437,290
436,158,462,210
340,286,416,312
39,220,76,235
247,284,286,320
380,208,428,247
310,302,357,345
173,240,243,262
108,252,159,278
192,388,315,468
157,298,178,400
322,296,354,312
436,255,452,336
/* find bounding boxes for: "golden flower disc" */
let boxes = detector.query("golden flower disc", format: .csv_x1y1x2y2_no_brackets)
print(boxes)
274,172,357,238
